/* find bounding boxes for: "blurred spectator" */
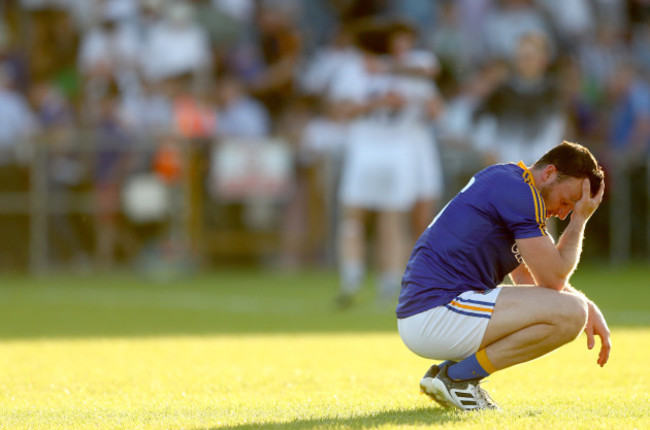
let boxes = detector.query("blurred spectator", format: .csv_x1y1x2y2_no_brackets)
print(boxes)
275,95,349,269
26,6,79,89
427,0,475,93
140,2,212,84
0,65,38,151
166,73,216,140
30,80,90,267
298,24,356,98
389,0,437,43
93,81,137,268
557,56,603,146
341,0,392,23
135,0,166,37
117,79,173,138
247,4,302,123
626,0,650,30
29,80,74,128
215,73,270,138
191,0,244,72
473,31,564,165
78,3,140,80
0,18,29,93
578,24,628,107
437,61,509,145
483,0,552,61
453,0,493,72
78,2,140,119
435,60,509,194
606,61,650,259
630,22,650,80
607,61,650,168
0,65,38,269
300,101,349,165
296,0,339,55
535,0,593,52
212,0,256,23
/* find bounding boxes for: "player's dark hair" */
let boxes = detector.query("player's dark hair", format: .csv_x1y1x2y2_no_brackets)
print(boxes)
387,19,418,38
533,141,604,197
351,19,390,54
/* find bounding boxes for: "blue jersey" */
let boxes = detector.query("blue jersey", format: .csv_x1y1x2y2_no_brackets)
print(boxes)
396,162,548,319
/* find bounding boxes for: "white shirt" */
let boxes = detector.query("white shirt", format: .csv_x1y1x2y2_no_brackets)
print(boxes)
141,21,211,82
0,89,38,149
300,47,357,96
78,23,140,73
217,97,270,138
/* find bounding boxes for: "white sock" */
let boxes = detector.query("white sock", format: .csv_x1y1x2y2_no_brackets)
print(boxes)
378,270,401,300
340,261,364,295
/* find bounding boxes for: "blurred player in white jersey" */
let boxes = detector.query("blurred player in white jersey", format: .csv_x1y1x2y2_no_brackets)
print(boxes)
385,20,445,237
328,22,421,307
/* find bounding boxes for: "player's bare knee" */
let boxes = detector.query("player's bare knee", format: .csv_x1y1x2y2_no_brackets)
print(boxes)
558,293,588,339
340,219,363,239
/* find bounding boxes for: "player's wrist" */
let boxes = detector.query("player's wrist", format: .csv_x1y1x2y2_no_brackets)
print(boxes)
567,213,590,230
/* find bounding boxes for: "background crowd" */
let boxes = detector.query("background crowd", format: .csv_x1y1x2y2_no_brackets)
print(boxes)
0,0,649,285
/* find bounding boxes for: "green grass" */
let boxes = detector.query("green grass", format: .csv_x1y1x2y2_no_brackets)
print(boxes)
0,264,648,429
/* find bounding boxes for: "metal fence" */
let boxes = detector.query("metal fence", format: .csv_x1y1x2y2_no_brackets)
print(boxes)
0,132,648,274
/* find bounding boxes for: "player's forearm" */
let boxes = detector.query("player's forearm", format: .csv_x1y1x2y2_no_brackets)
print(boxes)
554,217,587,284
509,263,536,285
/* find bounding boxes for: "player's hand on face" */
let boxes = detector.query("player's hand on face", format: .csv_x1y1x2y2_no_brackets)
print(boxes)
572,178,604,222
584,301,611,367
384,91,406,108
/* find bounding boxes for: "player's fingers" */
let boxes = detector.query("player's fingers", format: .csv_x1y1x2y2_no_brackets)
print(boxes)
598,334,611,367
596,180,605,202
598,344,610,366
581,178,591,201
585,325,595,350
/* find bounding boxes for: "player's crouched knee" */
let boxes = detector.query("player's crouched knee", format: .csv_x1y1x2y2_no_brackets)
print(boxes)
557,293,589,340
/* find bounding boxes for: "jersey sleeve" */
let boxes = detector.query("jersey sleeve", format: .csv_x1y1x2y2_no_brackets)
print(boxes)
327,60,366,103
496,179,548,239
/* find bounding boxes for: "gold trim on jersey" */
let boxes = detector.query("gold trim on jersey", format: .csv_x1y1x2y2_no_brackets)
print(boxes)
517,161,548,236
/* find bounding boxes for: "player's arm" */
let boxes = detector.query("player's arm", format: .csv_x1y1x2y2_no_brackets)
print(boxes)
509,263,535,285
515,179,604,290
561,283,612,366
516,232,611,366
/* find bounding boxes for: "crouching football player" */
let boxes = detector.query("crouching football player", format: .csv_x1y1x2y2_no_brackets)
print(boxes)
397,141,611,410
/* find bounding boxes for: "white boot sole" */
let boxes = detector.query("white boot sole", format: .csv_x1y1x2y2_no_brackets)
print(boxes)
420,377,463,410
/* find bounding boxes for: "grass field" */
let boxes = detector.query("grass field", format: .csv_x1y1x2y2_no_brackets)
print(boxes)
0,264,648,429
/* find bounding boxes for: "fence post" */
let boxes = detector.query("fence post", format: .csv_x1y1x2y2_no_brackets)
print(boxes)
29,140,48,275
609,155,631,264
647,152,650,262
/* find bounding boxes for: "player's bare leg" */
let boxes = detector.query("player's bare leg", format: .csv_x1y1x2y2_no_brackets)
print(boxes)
376,210,408,302
479,287,588,369
421,287,588,410
411,198,437,240
336,206,367,308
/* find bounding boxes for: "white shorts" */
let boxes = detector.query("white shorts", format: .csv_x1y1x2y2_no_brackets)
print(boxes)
409,126,443,200
339,121,419,211
397,288,502,362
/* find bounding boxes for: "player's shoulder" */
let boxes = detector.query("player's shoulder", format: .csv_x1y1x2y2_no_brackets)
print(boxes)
477,162,542,205
476,162,529,188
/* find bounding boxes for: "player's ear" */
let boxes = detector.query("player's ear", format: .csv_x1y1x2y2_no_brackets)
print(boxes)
542,164,557,183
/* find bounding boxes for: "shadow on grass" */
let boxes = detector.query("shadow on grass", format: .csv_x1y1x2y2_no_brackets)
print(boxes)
202,406,462,430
